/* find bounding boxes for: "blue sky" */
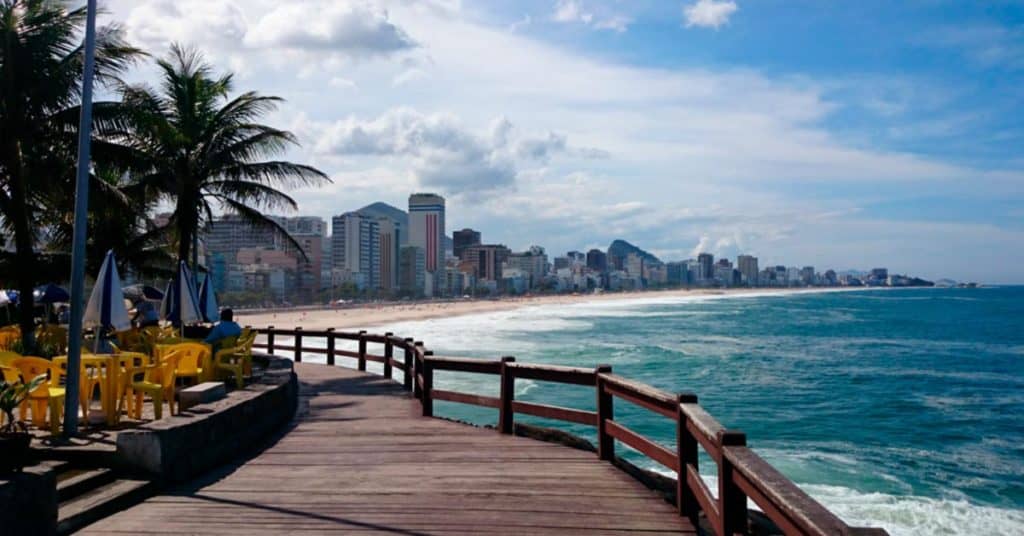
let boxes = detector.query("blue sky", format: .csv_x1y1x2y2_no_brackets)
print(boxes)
103,0,1024,283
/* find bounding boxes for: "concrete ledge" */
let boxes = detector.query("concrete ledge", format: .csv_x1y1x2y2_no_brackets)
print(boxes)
116,356,298,483
0,461,60,535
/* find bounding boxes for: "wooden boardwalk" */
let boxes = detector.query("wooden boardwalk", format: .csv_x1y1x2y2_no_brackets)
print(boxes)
84,362,694,535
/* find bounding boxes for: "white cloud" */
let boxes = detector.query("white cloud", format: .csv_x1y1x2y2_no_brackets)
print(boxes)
552,0,631,32
509,14,532,32
312,108,516,195
684,0,738,30
102,1,1023,281
553,0,593,24
246,1,416,56
329,77,358,90
123,0,247,49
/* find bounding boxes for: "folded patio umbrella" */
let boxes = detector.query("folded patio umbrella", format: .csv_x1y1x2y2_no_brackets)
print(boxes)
198,275,219,323
123,284,164,302
160,261,202,327
83,250,131,334
34,283,70,304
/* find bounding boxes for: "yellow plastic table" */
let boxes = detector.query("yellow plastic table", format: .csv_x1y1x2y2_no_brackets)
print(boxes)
53,354,119,426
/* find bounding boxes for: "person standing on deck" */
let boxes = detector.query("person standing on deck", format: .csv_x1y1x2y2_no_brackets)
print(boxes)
204,308,241,350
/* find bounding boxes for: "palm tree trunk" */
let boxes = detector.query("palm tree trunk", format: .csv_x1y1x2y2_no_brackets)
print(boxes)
6,140,37,350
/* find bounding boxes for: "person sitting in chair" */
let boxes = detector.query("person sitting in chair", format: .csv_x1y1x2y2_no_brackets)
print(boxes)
204,308,241,349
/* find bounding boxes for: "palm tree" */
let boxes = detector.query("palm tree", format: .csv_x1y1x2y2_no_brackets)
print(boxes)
118,45,330,269
0,0,141,347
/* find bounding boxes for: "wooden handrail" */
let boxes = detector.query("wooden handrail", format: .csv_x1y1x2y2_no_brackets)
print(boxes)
251,326,889,536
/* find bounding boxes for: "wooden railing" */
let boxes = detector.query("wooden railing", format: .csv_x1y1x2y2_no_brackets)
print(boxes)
251,325,888,536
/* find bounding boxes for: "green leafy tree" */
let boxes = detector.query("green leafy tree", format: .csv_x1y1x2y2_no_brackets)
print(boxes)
0,0,141,347
116,44,330,269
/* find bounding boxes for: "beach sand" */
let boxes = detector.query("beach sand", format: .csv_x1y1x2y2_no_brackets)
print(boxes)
236,287,841,331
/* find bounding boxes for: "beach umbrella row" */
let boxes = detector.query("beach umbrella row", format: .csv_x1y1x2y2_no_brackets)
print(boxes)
198,275,219,323
83,250,131,333
123,284,164,303
161,261,203,327
34,283,70,304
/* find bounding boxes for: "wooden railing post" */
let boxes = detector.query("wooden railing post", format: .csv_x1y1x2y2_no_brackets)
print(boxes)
383,332,394,379
403,338,414,391
413,341,424,399
718,430,748,536
293,327,303,363
266,326,275,355
676,393,700,524
595,364,614,461
357,330,367,371
498,356,516,434
421,350,434,417
326,328,336,366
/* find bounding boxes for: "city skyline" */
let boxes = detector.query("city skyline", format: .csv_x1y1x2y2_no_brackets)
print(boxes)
101,1,1024,284
201,192,939,304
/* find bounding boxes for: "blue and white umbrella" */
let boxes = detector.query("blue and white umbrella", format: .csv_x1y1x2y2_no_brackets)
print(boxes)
34,283,70,304
198,275,219,323
83,250,131,332
160,261,203,327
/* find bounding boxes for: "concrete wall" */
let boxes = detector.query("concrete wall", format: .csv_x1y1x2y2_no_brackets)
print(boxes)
0,461,58,535
116,357,298,483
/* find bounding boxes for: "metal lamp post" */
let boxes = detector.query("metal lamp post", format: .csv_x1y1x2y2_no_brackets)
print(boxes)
63,0,99,437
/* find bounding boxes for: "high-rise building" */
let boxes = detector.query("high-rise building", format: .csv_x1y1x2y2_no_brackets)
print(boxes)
800,266,816,285
378,217,400,291
399,245,426,296
506,246,548,289
567,251,586,266
625,252,644,278
697,253,714,282
282,216,327,237
453,228,481,259
409,193,446,296
463,244,510,282
331,212,380,290
586,249,607,273
205,215,287,262
737,255,759,286
666,261,689,286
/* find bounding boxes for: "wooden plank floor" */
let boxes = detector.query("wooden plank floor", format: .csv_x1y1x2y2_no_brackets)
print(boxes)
85,363,695,535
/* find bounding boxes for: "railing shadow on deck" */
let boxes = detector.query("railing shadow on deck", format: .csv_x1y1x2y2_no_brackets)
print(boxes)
250,325,889,536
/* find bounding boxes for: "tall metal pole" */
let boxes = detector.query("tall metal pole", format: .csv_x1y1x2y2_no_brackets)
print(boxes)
63,0,99,437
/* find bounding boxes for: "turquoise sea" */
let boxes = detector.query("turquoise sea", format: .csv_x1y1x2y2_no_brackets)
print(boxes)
335,287,1024,535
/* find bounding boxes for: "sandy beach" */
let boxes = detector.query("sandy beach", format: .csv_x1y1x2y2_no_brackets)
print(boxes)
236,287,854,331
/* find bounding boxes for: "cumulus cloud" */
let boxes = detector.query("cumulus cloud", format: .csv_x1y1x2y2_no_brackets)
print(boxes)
124,0,247,49
684,0,738,29
552,0,631,33
313,108,516,194
312,109,611,196
246,2,416,56
516,132,567,161
553,0,593,24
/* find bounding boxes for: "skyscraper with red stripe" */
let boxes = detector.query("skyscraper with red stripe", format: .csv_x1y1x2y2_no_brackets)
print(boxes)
408,193,446,297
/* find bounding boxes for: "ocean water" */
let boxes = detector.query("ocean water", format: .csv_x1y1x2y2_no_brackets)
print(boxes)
313,287,1024,535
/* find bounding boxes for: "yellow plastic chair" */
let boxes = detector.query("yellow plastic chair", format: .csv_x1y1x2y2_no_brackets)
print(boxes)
78,356,113,424
215,332,256,389
0,326,19,351
0,350,21,368
11,357,66,434
128,353,178,420
157,342,210,385
35,325,68,354
0,366,24,428
114,329,147,353
114,352,153,419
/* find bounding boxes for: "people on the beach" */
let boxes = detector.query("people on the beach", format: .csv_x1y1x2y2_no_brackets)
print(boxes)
205,308,241,348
